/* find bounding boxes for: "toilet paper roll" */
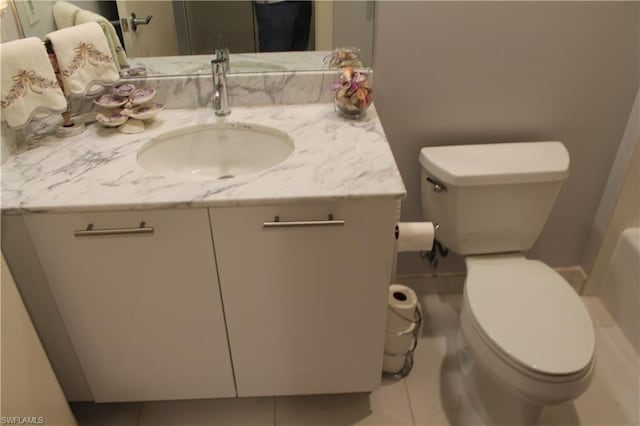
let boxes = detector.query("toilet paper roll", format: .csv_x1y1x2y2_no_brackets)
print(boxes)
386,284,418,333
397,222,435,252
385,331,414,354
383,353,407,374
383,326,417,374
383,284,419,374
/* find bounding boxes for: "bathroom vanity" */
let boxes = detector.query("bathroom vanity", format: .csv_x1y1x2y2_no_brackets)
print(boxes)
1,105,406,402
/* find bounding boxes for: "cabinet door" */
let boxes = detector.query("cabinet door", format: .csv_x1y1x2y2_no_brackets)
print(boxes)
23,209,235,402
210,199,397,397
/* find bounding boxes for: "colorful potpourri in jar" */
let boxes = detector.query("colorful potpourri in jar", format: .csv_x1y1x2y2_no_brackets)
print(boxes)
330,67,372,119
324,47,364,69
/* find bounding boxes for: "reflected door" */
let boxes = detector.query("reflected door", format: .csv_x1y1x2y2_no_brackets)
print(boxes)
116,0,179,57
179,1,257,54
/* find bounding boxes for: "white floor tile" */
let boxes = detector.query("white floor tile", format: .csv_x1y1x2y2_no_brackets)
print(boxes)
419,294,462,339
598,325,640,374
274,378,412,425
137,397,274,426
581,296,617,328
405,334,485,426
69,402,141,426
407,293,640,426
67,293,640,426
544,327,639,426
406,293,485,426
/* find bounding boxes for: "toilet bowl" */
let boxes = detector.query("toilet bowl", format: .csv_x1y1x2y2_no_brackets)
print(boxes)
419,142,596,425
459,255,594,425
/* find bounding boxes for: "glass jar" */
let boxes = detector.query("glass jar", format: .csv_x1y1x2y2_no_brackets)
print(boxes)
325,47,363,69
333,68,373,119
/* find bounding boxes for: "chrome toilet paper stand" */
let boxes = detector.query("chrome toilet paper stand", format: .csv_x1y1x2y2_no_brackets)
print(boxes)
383,305,423,378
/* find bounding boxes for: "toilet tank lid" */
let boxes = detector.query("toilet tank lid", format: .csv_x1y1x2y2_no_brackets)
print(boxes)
419,141,569,186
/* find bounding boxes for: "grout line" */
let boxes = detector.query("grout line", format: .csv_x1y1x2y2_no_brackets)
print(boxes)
402,378,417,426
135,402,143,426
273,397,277,426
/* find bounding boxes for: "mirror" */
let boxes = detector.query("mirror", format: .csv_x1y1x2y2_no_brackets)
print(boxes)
13,0,374,77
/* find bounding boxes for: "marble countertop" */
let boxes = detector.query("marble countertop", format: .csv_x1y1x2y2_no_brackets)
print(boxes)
1,104,406,214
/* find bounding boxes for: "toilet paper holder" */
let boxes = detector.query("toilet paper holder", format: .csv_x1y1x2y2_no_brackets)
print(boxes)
383,305,423,378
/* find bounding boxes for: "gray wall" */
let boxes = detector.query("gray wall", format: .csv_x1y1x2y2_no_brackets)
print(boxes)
374,1,639,274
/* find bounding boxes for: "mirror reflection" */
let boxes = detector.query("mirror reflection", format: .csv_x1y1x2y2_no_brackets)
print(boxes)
12,0,374,77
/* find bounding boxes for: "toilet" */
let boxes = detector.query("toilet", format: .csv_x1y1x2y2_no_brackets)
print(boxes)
419,141,595,426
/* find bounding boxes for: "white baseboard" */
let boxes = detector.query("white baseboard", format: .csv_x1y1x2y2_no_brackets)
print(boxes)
555,266,588,294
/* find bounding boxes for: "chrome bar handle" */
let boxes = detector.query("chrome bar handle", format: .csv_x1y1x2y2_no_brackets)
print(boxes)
263,215,345,228
74,221,154,237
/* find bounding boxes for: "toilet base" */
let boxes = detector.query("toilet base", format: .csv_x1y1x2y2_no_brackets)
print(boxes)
457,331,543,426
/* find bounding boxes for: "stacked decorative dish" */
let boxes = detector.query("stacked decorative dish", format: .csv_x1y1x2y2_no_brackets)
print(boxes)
94,83,164,134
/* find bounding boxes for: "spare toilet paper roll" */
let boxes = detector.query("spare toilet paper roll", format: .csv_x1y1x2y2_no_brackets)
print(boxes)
383,284,419,374
383,322,417,374
383,352,408,374
397,222,435,252
386,284,418,332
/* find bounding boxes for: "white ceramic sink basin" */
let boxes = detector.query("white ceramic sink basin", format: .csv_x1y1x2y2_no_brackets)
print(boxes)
137,123,294,179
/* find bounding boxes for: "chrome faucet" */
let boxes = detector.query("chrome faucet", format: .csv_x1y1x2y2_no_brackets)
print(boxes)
211,48,230,116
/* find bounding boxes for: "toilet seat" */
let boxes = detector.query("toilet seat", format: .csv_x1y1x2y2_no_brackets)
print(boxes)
464,256,595,380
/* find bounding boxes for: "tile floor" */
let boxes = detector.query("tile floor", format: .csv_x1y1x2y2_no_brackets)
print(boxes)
70,295,639,426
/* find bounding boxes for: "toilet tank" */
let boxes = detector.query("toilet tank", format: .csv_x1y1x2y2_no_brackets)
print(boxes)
419,142,569,255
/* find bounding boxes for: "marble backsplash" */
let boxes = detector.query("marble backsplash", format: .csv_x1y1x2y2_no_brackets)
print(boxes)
1,70,338,162
128,51,330,77
133,70,336,109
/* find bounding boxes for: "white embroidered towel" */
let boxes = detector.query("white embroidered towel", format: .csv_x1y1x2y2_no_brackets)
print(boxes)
75,10,129,70
52,1,82,29
46,22,119,96
0,37,67,129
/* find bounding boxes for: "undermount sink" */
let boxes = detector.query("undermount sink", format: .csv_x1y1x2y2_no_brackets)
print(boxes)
137,123,294,179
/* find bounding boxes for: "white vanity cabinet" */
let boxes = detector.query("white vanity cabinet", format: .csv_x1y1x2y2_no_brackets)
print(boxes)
19,198,398,401
22,209,236,402
209,199,398,397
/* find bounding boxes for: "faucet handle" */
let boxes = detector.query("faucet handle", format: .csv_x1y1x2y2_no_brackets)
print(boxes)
212,48,230,72
216,48,229,62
